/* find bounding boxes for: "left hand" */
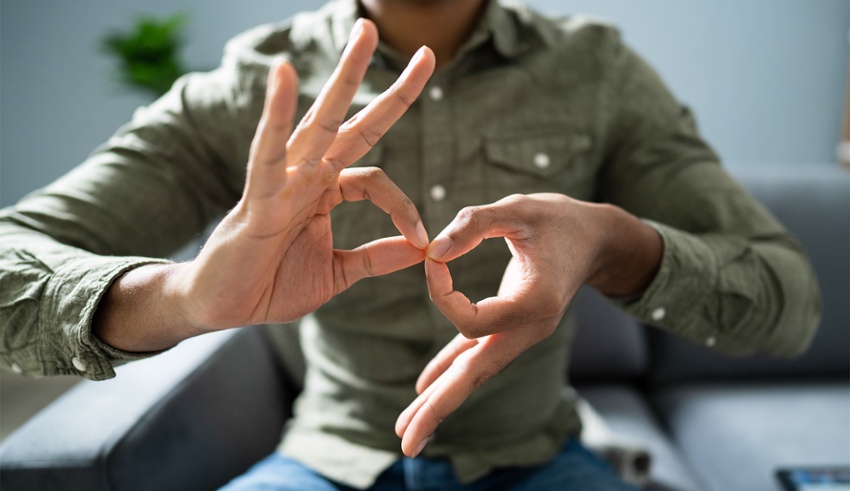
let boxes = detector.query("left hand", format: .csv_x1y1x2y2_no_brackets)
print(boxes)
394,193,662,457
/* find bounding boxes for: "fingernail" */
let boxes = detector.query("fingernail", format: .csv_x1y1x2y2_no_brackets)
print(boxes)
427,235,451,261
415,221,429,249
412,438,428,458
350,18,364,41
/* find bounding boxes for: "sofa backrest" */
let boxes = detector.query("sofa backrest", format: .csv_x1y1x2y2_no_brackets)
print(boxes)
649,165,850,385
568,287,649,383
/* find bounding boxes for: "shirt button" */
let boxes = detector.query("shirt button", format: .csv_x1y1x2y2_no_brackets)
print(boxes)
533,153,551,169
430,184,446,202
705,336,717,347
71,356,87,372
428,86,444,101
650,307,666,321
11,363,22,374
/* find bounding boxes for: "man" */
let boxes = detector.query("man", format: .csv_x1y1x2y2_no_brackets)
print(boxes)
0,0,821,489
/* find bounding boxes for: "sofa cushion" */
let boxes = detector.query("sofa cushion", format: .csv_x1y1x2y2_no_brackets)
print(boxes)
0,329,291,491
570,287,649,383
650,165,850,385
654,381,850,491
579,385,707,491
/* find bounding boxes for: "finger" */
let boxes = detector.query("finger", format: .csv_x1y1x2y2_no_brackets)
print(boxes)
426,198,531,263
394,367,445,439
245,61,298,199
322,46,436,170
415,334,478,394
287,18,378,166
332,236,425,293
400,335,519,456
426,259,529,338
339,167,429,248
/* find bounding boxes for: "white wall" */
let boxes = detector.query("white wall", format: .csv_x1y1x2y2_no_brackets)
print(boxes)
2,0,848,206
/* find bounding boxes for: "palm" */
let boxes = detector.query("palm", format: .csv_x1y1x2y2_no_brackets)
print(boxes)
267,209,337,322
180,20,434,332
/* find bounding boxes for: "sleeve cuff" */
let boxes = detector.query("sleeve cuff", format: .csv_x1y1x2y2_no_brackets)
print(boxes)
36,256,171,380
612,220,722,348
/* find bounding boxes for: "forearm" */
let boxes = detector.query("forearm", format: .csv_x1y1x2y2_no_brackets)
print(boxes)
92,263,206,353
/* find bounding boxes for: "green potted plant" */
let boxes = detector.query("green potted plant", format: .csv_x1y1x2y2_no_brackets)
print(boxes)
101,13,189,97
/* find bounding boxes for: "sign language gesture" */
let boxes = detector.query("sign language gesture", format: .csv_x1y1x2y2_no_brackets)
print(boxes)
181,19,435,332
94,20,436,352
394,194,662,456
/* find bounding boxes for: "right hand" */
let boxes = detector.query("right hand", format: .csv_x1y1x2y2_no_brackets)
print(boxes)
181,19,435,331
94,19,435,351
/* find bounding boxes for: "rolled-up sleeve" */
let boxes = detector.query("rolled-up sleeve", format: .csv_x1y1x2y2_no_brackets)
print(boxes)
597,31,822,357
0,61,257,379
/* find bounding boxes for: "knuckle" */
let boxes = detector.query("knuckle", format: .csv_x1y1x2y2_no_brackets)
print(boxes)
423,400,446,424
303,110,344,135
400,195,418,217
361,250,376,277
502,194,534,215
501,193,527,206
340,71,360,89
324,156,347,171
357,125,384,148
361,166,385,181
457,322,480,339
389,83,416,108
457,206,479,225
316,116,344,135
358,167,385,189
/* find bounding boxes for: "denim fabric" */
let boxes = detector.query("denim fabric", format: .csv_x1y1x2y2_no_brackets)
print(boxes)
219,439,640,491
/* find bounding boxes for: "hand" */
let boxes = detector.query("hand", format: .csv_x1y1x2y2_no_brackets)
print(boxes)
394,193,662,456
181,19,435,331
94,20,436,351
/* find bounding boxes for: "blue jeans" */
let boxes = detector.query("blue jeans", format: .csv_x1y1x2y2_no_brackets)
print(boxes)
219,439,640,491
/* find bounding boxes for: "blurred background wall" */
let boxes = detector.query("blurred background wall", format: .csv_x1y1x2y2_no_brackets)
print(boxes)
0,0,848,439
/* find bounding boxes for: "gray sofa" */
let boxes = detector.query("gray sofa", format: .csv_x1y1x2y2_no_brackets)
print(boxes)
1,164,847,491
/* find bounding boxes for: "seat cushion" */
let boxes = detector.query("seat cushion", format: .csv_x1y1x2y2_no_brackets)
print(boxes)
579,385,707,491
654,381,850,491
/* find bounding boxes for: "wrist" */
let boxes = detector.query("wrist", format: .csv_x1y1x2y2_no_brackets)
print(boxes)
93,262,204,352
587,204,663,297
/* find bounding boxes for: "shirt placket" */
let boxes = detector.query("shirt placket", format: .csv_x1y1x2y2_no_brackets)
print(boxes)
419,72,462,339
420,72,455,238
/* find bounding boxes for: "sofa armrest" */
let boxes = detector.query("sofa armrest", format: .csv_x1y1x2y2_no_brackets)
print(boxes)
0,328,294,491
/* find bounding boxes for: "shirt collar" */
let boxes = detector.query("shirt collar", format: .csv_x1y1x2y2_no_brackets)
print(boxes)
328,0,530,61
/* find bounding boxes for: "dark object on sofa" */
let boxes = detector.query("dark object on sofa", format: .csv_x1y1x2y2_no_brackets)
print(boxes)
1,165,847,491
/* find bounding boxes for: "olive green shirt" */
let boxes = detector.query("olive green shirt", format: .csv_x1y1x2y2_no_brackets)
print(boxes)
0,0,821,488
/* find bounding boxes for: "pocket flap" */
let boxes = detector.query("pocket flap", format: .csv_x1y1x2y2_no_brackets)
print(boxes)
484,133,591,178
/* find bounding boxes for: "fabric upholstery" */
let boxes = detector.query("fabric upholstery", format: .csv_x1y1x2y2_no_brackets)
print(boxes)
655,382,850,491
0,329,292,491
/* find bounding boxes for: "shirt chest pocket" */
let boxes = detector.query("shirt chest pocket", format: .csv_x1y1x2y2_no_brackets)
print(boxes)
481,133,596,202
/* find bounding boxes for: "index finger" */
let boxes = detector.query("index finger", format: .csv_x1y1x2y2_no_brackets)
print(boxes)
339,167,429,248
